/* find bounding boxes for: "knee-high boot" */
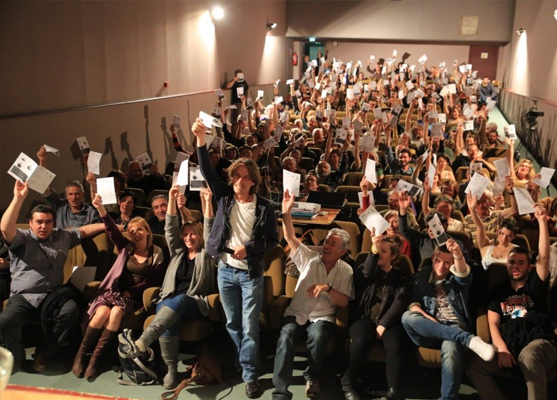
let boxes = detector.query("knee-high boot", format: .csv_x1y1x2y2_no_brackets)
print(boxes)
135,306,181,352
85,329,118,380
160,335,181,389
72,326,103,378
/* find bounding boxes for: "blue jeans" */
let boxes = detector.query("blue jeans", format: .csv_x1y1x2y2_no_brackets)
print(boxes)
217,261,263,383
156,294,204,336
402,311,472,400
272,316,335,400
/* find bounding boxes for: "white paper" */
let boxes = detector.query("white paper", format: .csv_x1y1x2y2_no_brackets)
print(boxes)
364,160,377,184
448,84,457,94
176,158,189,187
428,163,437,188
428,214,449,246
275,96,284,104
359,205,390,236
44,144,60,157
76,136,91,155
286,79,294,85
346,88,354,99
493,158,510,179
398,90,405,100
492,177,506,197
87,151,102,175
470,162,483,177
173,114,181,128
373,108,383,120
396,180,420,197
199,111,223,128
335,128,348,145
342,116,351,128
464,120,474,131
421,150,429,163
256,90,264,101
506,124,517,139
7,152,55,194
405,80,414,90
465,173,490,198
369,81,377,91
174,152,190,172
431,123,444,138
459,64,468,74
274,125,284,142
321,89,329,99
215,89,225,99
514,187,536,215
369,55,376,62
236,87,244,97
262,137,277,149
96,177,117,205
136,153,153,172
361,135,375,152
189,166,206,191
486,99,497,111
438,113,447,123
440,86,449,98
418,54,428,64
532,167,555,188
283,170,301,197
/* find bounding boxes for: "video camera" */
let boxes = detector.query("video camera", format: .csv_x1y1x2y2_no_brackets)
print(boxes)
526,102,544,127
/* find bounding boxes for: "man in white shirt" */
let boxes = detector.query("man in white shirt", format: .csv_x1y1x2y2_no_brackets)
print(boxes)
272,189,354,400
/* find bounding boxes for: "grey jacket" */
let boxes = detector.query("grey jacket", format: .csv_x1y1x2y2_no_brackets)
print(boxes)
156,213,217,316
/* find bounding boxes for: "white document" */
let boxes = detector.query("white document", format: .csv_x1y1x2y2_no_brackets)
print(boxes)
70,266,97,293
189,166,206,191
76,136,91,155
492,177,506,197
335,129,348,146
176,158,189,187
506,124,517,139
283,170,301,197
369,81,377,91
274,125,284,142
174,152,190,172
514,187,536,215
365,160,377,184
274,79,281,87
428,214,449,246
533,167,555,188
227,105,237,110
448,84,457,94
431,123,444,138
369,54,375,62
362,102,370,112
464,120,474,131
421,150,429,163
87,151,102,175
470,162,483,177
405,80,414,90
346,88,354,99
215,89,225,99
236,87,244,97
342,117,351,128
438,113,447,123
493,158,510,179
396,180,420,197
173,114,181,128
44,144,60,157
439,86,449,98
373,108,383,120
286,79,294,85
359,205,390,236
275,96,284,104
428,163,437,188
199,111,223,128
204,134,216,149
486,99,497,111
398,90,405,100
459,64,468,74
96,177,117,205
7,152,55,194
262,137,277,149
418,54,428,64
361,135,375,152
464,173,490,198
256,90,264,101
136,153,153,172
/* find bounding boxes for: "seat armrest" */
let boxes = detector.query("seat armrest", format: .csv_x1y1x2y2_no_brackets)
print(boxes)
335,306,349,336
83,281,101,302
269,296,291,331
143,287,160,314
206,293,223,322
476,308,490,343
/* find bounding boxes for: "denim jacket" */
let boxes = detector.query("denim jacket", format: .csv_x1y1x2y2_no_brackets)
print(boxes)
197,144,279,279
409,264,474,331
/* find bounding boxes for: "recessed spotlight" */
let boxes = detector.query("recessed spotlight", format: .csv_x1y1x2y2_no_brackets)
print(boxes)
267,22,278,31
212,6,224,20
516,27,525,35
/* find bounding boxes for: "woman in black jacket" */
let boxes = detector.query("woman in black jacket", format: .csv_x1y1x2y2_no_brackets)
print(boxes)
341,233,411,400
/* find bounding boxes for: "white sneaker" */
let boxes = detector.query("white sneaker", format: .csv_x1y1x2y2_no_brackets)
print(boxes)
468,336,496,361
305,380,320,398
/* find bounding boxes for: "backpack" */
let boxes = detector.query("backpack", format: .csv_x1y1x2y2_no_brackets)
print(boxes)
117,328,158,386
160,346,222,400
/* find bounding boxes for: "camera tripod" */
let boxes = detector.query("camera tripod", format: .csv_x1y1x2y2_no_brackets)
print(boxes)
515,122,541,164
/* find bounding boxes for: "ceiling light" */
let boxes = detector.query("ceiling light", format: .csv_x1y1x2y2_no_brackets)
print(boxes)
267,22,277,31
516,28,525,35
554,9,557,21
212,6,224,20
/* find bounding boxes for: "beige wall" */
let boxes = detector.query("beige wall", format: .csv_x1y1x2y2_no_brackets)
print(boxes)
286,0,515,43
0,0,288,116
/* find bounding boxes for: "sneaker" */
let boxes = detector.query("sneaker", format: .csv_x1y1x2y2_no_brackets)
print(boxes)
245,381,261,398
306,380,320,398
31,354,47,372
468,336,496,361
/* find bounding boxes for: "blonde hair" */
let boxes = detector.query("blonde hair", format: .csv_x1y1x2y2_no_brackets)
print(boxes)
515,159,535,180
127,217,153,248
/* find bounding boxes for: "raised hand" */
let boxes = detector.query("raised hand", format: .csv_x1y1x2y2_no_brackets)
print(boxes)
169,185,180,200
37,145,47,165
534,205,547,222
446,238,463,258
91,194,103,210
14,180,29,199
191,118,207,138
398,191,411,212
282,189,295,214
466,192,477,210
200,187,212,203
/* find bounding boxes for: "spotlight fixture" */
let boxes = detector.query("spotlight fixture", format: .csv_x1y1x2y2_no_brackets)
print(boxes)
212,6,224,20
554,9,557,21
516,27,525,35
267,22,277,31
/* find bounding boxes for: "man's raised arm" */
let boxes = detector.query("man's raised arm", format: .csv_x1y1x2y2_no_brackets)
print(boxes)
281,190,301,254
1,180,29,245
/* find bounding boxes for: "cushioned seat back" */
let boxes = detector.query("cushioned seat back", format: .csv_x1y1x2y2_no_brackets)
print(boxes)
263,245,286,297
